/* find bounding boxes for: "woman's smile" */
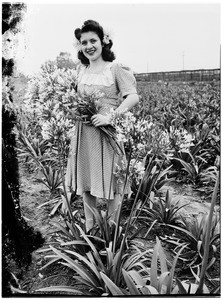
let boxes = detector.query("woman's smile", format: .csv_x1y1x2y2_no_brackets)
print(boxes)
86,49,96,55
80,31,103,62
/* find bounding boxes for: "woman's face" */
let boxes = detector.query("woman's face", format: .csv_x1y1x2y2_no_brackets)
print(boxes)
80,31,103,63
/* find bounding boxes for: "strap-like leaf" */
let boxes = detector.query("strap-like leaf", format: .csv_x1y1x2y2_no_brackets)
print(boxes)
172,279,188,294
122,269,141,295
36,285,85,295
167,243,187,293
40,257,61,270
65,249,101,280
100,272,124,295
145,285,159,294
75,224,104,269
150,237,159,289
126,270,146,286
158,241,168,274
158,272,170,293
50,221,73,239
50,246,99,287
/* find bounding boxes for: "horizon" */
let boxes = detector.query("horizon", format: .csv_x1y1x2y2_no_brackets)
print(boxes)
8,2,220,76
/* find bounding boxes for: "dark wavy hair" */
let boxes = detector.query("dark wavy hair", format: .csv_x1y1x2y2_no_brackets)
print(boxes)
74,20,115,65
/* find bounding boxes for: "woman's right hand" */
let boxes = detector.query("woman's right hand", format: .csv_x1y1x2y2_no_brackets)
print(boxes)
91,114,111,127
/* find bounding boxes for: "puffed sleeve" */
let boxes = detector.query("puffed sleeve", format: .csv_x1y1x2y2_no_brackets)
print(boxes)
112,63,137,98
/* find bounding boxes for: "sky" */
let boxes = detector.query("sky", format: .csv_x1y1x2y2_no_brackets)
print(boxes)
10,0,221,75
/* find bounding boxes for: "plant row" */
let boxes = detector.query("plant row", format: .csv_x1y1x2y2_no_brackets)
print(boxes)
7,61,220,295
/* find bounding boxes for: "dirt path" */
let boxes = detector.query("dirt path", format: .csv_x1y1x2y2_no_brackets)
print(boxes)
19,167,53,237
18,164,79,294
160,183,220,224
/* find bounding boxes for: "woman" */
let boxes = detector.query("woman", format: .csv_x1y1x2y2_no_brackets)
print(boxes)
66,20,139,232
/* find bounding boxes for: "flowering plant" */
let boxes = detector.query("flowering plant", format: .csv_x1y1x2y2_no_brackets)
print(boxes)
110,110,170,159
114,158,145,185
23,64,122,155
23,65,78,148
110,109,171,189
169,126,194,151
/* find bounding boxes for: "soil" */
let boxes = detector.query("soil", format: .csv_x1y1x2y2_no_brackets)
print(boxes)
7,160,220,296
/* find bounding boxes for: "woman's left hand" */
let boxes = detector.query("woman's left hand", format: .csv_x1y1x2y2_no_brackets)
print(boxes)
91,114,110,127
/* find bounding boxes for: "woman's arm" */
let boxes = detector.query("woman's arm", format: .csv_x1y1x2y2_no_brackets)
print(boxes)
116,93,139,114
91,93,139,127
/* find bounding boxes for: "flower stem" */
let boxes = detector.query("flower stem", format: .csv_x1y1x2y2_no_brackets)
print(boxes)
197,170,220,294
58,141,74,222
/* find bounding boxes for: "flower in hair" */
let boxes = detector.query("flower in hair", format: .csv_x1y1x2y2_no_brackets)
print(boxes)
103,34,110,45
103,27,113,45
74,39,82,52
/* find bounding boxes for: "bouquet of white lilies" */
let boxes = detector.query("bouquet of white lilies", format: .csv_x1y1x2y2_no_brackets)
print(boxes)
24,64,123,155
71,92,124,155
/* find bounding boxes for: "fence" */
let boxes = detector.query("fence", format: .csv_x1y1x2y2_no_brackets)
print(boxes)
135,68,220,82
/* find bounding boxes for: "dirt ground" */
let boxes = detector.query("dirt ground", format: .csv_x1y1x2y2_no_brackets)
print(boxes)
10,161,220,295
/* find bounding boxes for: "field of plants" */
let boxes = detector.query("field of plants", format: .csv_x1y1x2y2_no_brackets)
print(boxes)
3,61,220,296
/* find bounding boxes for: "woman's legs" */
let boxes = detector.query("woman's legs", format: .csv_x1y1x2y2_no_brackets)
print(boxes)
108,193,122,223
83,192,122,230
83,192,97,232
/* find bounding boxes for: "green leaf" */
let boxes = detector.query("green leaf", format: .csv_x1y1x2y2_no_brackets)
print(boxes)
144,285,159,294
40,257,61,270
150,237,159,289
167,243,188,294
50,221,73,239
122,269,141,295
190,266,200,283
106,243,114,272
50,246,99,288
126,270,146,286
100,272,124,296
123,248,152,271
144,220,158,238
9,285,27,294
172,279,188,294
60,241,88,246
166,224,197,243
75,224,104,269
36,286,85,295
65,249,102,280
174,157,196,177
49,199,62,216
158,272,170,294
158,241,168,274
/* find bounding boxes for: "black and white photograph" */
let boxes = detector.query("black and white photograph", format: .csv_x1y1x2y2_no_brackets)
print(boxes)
2,0,220,296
